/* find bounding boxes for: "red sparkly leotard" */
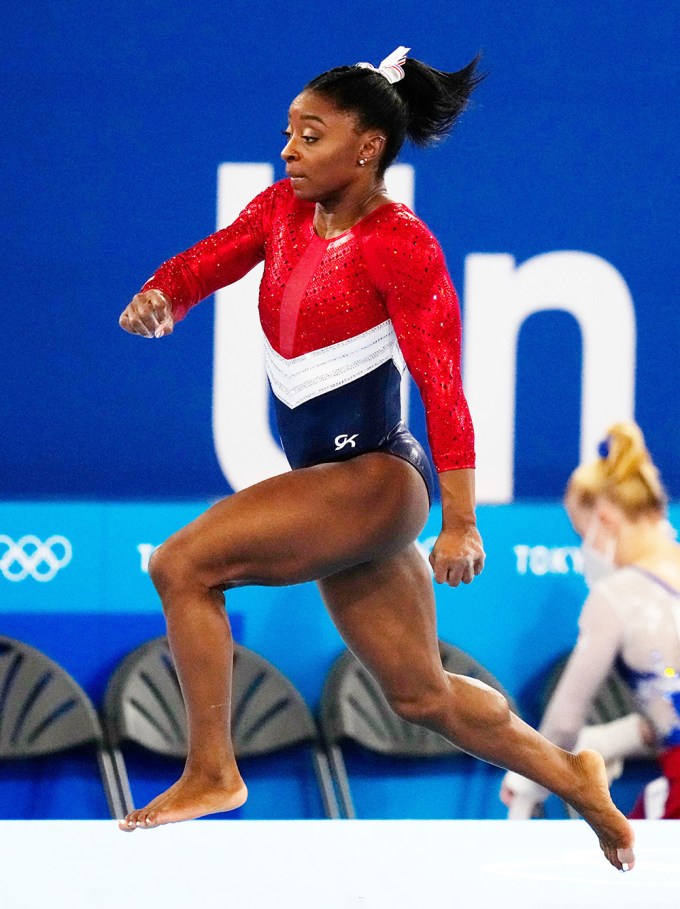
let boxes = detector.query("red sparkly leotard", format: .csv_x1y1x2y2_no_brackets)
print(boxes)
141,179,474,489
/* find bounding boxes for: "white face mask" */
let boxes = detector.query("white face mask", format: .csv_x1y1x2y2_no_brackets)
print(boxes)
581,517,617,589
581,543,616,588
660,519,678,541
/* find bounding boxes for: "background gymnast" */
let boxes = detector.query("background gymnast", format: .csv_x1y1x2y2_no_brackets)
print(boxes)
118,47,634,871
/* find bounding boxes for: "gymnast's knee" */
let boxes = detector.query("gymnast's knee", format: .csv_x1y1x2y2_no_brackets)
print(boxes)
148,533,244,606
388,673,510,730
147,535,224,604
386,679,452,727
147,538,189,600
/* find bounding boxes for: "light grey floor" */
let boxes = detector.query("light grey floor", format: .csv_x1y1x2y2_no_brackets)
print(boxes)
3,819,679,908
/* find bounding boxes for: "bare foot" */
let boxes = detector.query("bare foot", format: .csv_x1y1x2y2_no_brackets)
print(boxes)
118,770,248,831
565,749,635,872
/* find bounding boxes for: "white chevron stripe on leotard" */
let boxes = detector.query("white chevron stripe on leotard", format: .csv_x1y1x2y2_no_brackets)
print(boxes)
264,319,406,409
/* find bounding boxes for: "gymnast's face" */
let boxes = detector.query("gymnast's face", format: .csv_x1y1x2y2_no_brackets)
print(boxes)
564,489,621,553
281,91,379,204
564,489,594,542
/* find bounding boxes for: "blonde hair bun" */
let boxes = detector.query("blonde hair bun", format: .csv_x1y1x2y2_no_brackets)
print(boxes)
570,420,667,518
602,422,651,484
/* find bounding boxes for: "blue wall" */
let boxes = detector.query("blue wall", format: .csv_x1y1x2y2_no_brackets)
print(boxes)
2,1,678,499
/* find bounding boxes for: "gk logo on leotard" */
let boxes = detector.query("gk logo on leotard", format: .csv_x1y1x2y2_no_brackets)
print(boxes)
334,434,358,451
0,535,72,582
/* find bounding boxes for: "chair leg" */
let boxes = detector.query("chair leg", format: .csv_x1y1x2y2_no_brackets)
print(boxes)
328,745,356,819
96,745,128,819
108,745,135,816
311,746,340,819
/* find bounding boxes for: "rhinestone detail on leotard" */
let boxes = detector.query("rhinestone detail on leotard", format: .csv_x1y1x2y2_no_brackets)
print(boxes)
141,179,475,471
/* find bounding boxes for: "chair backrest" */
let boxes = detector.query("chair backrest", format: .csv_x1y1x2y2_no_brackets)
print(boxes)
320,640,518,758
103,637,320,759
542,653,637,724
0,635,103,758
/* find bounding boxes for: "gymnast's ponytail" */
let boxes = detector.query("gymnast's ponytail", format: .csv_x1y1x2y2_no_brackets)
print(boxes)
393,57,484,148
305,50,485,172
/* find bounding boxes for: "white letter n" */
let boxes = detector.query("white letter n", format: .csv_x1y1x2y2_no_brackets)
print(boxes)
463,252,636,503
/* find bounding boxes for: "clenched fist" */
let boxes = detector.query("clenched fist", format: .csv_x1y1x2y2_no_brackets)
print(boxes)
429,525,485,587
119,289,174,338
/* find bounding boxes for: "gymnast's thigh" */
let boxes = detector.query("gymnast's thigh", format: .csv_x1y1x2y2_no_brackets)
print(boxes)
155,452,430,589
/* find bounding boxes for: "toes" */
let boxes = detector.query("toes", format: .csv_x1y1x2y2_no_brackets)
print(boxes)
118,811,140,832
133,808,161,829
601,841,635,872
607,848,622,870
617,847,635,872
118,808,161,831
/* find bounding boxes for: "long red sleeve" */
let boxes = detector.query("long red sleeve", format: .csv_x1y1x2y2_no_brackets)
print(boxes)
138,179,475,471
361,208,475,471
140,183,277,321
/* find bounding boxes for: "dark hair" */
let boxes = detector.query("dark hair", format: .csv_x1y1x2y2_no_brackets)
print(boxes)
305,55,485,172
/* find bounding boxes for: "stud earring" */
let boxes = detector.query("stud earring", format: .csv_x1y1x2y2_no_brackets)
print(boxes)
358,159,366,166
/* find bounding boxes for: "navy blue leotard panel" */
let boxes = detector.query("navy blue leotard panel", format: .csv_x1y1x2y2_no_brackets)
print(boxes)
271,358,435,504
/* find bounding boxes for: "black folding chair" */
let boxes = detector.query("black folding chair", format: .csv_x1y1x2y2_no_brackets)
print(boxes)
103,636,339,818
0,635,123,818
320,640,518,818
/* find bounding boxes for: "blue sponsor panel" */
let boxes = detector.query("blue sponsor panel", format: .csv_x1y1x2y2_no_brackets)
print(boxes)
4,499,678,707
1,500,592,698
0,503,104,613
0,501,205,614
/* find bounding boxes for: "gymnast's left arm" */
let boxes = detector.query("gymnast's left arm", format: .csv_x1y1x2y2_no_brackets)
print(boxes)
119,182,280,337
434,468,485,587
365,217,484,587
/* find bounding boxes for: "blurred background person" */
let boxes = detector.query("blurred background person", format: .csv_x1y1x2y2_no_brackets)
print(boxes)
502,421,680,819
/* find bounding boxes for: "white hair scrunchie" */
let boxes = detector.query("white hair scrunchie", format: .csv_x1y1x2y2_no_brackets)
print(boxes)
356,46,411,84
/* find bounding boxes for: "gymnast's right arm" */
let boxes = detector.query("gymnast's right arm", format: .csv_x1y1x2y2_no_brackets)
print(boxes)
119,183,277,338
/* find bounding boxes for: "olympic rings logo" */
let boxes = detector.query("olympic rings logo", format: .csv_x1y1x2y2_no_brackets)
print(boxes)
0,535,72,582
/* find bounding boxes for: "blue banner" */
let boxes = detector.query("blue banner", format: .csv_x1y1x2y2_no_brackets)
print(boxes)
2,2,678,501
2,499,671,818
5,501,677,709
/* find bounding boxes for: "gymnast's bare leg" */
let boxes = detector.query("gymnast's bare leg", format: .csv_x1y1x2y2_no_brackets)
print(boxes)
118,455,634,870
318,539,635,872
118,453,427,832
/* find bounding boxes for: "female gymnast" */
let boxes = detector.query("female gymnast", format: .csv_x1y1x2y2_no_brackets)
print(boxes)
118,47,634,870
502,422,680,821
